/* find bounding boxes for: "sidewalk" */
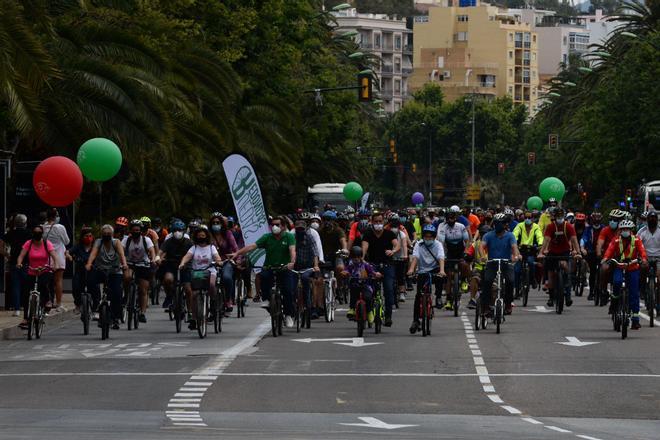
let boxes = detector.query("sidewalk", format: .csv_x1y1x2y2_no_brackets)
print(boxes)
0,279,77,340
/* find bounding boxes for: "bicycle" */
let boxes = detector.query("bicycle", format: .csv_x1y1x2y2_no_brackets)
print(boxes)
254,265,287,337
150,275,161,306
233,260,247,319
608,258,638,339
540,255,574,315
476,259,509,334
645,260,657,328
320,263,337,323
168,269,187,334
80,284,93,336
125,264,142,330
444,259,463,317
211,262,225,334
97,273,112,340
291,268,315,333
572,257,587,297
392,256,408,309
190,264,218,339
418,272,438,337
518,246,536,307
350,277,375,338
26,266,49,341
372,275,385,334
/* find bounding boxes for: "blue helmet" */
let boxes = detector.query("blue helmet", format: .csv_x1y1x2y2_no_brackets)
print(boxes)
322,210,337,220
422,224,437,235
171,220,185,231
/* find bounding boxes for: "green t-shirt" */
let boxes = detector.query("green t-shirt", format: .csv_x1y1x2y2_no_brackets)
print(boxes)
256,232,295,267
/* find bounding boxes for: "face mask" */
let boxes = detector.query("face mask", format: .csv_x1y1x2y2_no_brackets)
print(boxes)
620,231,631,238
609,221,618,230
555,217,565,225
447,219,456,226
423,239,435,246
525,219,532,226
373,224,384,231
648,220,658,229
195,236,207,244
494,223,505,233
33,232,43,240
131,231,141,239
400,216,408,222
391,228,399,235
310,222,320,230
271,225,282,235
211,225,222,233
102,234,112,242
54,216,61,224
173,231,183,240
83,236,94,246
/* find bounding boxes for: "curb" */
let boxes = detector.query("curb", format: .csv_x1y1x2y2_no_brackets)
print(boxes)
1,307,77,341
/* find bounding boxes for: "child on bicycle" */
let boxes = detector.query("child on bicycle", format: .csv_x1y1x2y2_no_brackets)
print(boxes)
342,246,381,323
407,224,446,334
464,224,490,310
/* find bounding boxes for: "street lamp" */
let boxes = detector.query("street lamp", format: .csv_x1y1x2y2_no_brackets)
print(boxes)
421,122,432,206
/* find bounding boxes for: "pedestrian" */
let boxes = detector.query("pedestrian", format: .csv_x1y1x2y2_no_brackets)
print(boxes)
0,214,31,316
16,224,57,328
66,226,94,314
42,208,70,309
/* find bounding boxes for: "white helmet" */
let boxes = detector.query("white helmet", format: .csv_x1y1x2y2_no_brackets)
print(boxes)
618,219,634,229
494,213,507,222
449,205,461,213
310,213,321,222
566,212,575,219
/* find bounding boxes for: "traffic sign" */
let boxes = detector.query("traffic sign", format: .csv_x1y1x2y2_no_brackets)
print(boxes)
466,184,480,200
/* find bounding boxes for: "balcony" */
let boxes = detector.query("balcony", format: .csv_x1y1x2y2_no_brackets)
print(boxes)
382,43,393,51
515,41,523,48
402,67,413,75
479,82,496,88
380,88,393,99
403,44,413,53
382,64,393,73
360,42,373,49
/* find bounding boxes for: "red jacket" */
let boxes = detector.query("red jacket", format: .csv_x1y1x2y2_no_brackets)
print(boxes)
603,235,647,272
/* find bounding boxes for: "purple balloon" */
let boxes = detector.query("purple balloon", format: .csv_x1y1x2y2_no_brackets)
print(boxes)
411,192,424,205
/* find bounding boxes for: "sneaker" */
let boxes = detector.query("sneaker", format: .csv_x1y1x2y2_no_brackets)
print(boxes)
546,299,554,307
631,321,641,330
138,313,147,323
409,320,420,334
347,308,355,320
587,293,594,301
399,293,406,302
92,312,100,321
384,317,393,327
19,320,29,330
542,282,549,292
565,297,573,307
467,299,477,310
112,320,120,330
253,296,262,303
285,315,294,328
225,301,234,313
367,311,375,324
461,281,469,292
188,320,197,330
444,301,453,311
13,310,21,317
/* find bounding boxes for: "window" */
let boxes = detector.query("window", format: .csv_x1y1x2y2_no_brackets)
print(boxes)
509,50,513,59
532,35,537,43
457,15,469,22
563,36,567,45
395,35,402,50
509,33,514,42
394,101,401,112
569,32,589,52
437,56,444,68
509,68,513,77
563,53,568,64
508,86,513,94
394,79,401,94
455,32,468,41
394,58,401,73
478,74,496,88
375,34,381,48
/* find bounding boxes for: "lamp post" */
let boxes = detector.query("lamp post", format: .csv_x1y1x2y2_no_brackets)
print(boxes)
471,91,476,207
421,122,432,206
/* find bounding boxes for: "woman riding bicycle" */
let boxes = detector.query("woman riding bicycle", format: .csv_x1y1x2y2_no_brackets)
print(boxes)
209,212,238,313
341,246,381,323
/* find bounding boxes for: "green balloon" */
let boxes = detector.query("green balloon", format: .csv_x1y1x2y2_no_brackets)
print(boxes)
77,138,122,182
343,181,363,202
538,177,565,202
526,196,543,210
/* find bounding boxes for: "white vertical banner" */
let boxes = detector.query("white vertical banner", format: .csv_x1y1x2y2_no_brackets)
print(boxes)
222,154,269,266
360,192,370,210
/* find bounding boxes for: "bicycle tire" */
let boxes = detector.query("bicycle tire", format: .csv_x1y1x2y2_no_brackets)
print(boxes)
270,291,279,337
295,288,302,333
127,286,135,330
474,296,481,331
197,290,207,339
594,282,601,306
374,297,382,334
133,302,139,330
423,295,432,336
522,265,530,307
215,289,224,334
81,294,90,336
647,273,655,328
621,288,628,340
495,302,502,334
35,306,43,339
356,301,365,337
174,286,183,333
236,279,244,318
324,283,332,323
100,303,110,340
26,297,35,341
453,273,460,317
555,269,564,315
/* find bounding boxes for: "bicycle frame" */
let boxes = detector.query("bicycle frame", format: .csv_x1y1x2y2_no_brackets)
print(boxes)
291,268,315,333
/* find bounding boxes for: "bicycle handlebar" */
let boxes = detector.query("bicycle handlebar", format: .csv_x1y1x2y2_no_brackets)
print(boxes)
607,258,641,267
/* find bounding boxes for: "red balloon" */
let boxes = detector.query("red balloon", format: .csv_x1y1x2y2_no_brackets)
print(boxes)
33,156,83,207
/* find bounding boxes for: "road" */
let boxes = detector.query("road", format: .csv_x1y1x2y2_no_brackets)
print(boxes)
0,288,658,440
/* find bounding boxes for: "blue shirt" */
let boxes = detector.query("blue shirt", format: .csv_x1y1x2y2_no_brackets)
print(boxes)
482,231,516,260
457,215,470,228
509,219,519,232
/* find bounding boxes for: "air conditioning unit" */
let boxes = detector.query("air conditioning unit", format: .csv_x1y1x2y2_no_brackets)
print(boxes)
443,70,451,78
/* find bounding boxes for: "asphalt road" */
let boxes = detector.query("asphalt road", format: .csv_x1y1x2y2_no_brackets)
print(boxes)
0,287,658,440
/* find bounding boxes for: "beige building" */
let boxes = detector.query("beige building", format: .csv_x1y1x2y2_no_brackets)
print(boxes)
411,1,540,114
333,8,413,113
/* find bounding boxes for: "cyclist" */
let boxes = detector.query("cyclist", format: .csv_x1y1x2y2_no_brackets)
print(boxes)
480,213,520,315
348,208,370,249
178,226,223,330
140,216,160,254
85,225,127,329
597,209,626,303
388,215,410,303
315,211,348,317
307,213,325,264
504,208,518,232
407,224,446,333
114,217,129,240
209,213,238,312
152,217,168,245
341,246,381,324
122,219,156,323
230,216,296,326
513,210,543,290
638,210,660,314
602,219,648,330
293,219,321,318
361,212,400,327
437,209,470,310
465,224,490,309
66,226,94,314
465,207,481,237
538,197,559,233
538,207,581,308
581,212,604,302
158,220,193,311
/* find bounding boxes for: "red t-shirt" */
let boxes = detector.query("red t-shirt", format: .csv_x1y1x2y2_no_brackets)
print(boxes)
603,236,647,271
598,226,617,256
544,222,576,254
22,239,54,275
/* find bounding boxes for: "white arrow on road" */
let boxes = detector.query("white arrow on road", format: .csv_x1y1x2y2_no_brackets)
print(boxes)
555,336,600,347
340,417,418,430
292,337,383,347
528,306,552,313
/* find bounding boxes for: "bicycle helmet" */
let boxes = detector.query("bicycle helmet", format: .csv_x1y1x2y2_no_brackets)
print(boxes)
129,219,143,228
350,246,363,258
639,211,648,221
493,213,506,222
548,197,558,204
609,209,625,219
115,216,129,227
618,219,634,229
299,212,311,220
322,210,337,220
337,213,349,221
345,206,355,214
624,211,633,221
388,212,400,222
590,212,602,222
575,213,586,222
515,209,523,216
647,209,658,218
171,220,185,231
139,216,151,224
310,213,321,222
449,205,461,213
504,208,514,217
566,212,575,220
554,207,565,217
188,219,200,231
422,224,437,235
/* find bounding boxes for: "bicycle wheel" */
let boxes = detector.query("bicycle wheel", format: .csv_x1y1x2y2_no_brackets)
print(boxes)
277,294,283,336
295,289,302,333
127,286,135,330
174,287,183,333
453,273,460,317
356,301,365,337
236,279,244,318
100,303,110,340
26,296,35,341
555,270,564,315
197,291,207,339
621,289,628,340
522,265,530,307
324,283,332,323
647,274,655,328
81,294,90,336
474,295,481,331
495,301,502,334
215,288,224,334
593,282,601,306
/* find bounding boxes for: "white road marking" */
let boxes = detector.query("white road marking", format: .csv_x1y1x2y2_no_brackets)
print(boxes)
488,394,504,403
545,425,572,433
172,422,207,427
555,337,600,347
473,357,485,366
169,399,201,403
501,405,522,415
339,417,418,430
576,435,604,440
184,381,213,386
482,385,495,393
521,417,542,425
167,403,199,408
471,350,482,356
179,388,208,392
190,375,217,380
175,393,204,397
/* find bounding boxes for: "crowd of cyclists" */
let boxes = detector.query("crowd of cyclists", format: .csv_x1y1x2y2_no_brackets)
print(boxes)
2,198,659,337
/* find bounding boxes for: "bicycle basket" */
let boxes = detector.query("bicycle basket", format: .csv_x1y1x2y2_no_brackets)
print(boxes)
191,270,210,290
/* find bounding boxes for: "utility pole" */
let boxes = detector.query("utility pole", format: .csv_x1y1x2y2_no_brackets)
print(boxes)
471,91,476,207
422,122,432,206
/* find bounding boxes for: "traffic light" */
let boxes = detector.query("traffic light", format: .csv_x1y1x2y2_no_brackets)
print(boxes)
626,188,632,202
393,152,398,164
389,139,395,153
498,162,505,174
548,133,559,150
527,152,536,165
412,163,417,173
358,72,372,102
581,191,587,202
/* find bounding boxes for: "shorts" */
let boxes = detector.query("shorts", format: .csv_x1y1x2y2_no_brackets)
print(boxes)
545,252,570,271
471,267,483,281
50,247,66,270
159,262,191,283
130,265,152,281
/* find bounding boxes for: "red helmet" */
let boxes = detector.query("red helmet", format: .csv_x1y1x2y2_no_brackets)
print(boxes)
115,216,129,227
575,213,586,222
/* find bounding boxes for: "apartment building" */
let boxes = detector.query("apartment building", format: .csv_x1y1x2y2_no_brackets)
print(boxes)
333,8,413,113
579,9,623,45
411,1,539,114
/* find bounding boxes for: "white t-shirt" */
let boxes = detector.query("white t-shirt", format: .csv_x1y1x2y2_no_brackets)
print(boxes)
42,223,70,249
121,236,154,266
308,228,325,263
164,232,190,242
412,240,445,273
186,244,219,273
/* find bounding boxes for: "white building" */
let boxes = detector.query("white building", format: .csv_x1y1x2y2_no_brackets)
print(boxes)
579,9,624,45
333,8,413,113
